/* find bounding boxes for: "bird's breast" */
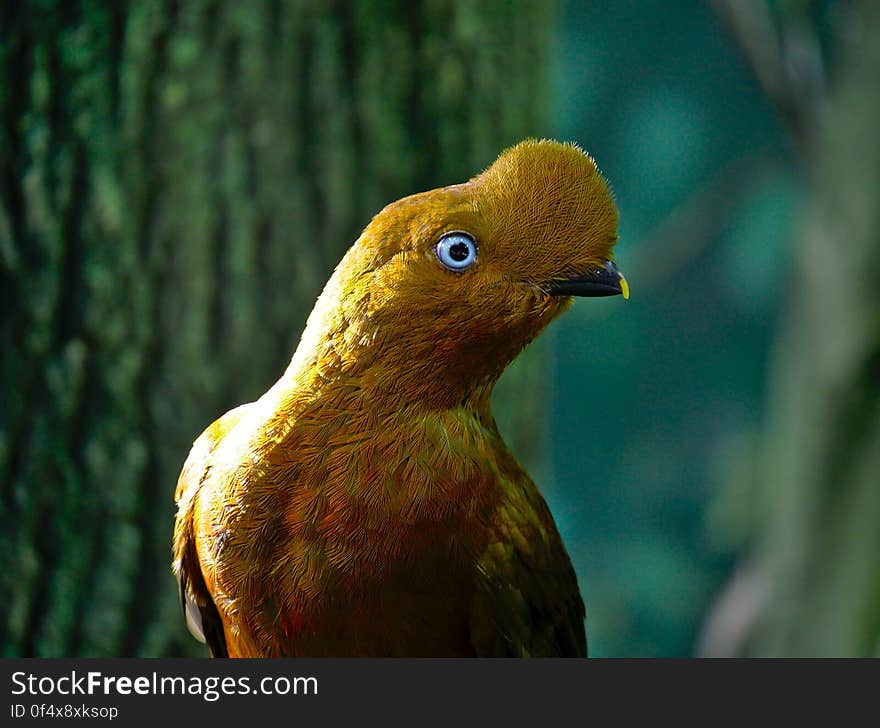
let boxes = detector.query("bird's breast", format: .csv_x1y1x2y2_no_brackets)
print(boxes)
199,403,504,656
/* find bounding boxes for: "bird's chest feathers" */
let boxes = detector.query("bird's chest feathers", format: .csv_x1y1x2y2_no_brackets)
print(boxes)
217,404,502,602
300,408,494,558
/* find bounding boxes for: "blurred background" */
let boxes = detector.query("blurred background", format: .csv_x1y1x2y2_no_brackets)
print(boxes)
1,0,878,657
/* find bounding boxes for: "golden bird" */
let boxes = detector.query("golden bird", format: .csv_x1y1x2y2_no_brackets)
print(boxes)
173,139,627,657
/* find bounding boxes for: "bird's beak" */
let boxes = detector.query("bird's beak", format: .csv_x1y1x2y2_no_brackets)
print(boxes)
544,260,630,299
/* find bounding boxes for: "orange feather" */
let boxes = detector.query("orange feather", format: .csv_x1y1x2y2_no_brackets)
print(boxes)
172,139,625,657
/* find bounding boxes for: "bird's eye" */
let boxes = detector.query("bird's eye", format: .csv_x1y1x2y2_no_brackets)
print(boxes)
435,231,478,271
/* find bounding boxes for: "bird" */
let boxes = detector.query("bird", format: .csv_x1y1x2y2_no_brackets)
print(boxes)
172,138,628,657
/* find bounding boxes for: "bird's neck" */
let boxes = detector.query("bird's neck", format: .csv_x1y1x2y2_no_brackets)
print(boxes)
276,325,527,415
276,347,499,417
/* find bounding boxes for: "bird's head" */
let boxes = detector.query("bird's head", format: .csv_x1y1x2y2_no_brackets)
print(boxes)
293,139,627,407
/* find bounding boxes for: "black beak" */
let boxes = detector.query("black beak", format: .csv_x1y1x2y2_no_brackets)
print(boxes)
544,260,629,298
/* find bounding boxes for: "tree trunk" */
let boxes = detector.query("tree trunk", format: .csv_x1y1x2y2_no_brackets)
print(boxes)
701,0,880,657
0,0,553,657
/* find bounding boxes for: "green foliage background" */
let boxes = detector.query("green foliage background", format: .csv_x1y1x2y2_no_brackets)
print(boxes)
2,0,877,657
550,0,880,656
547,0,793,656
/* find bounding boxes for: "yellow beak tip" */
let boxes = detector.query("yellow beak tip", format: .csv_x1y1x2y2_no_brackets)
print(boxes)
620,275,630,300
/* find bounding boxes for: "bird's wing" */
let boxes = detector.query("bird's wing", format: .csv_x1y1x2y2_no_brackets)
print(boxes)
469,476,587,657
172,403,252,658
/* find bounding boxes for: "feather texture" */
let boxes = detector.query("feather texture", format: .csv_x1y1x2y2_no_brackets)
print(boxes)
172,139,620,657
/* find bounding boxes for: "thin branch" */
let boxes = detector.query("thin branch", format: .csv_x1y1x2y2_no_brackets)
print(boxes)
576,151,782,313
625,150,781,296
708,0,824,146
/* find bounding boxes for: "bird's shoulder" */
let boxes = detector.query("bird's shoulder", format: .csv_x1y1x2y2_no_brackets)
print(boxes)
173,402,254,656
174,403,255,504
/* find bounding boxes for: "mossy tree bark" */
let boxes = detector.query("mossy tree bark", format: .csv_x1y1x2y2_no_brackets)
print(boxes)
0,0,553,656
702,0,880,656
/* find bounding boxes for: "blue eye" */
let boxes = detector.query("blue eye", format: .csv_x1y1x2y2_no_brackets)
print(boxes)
435,231,478,271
